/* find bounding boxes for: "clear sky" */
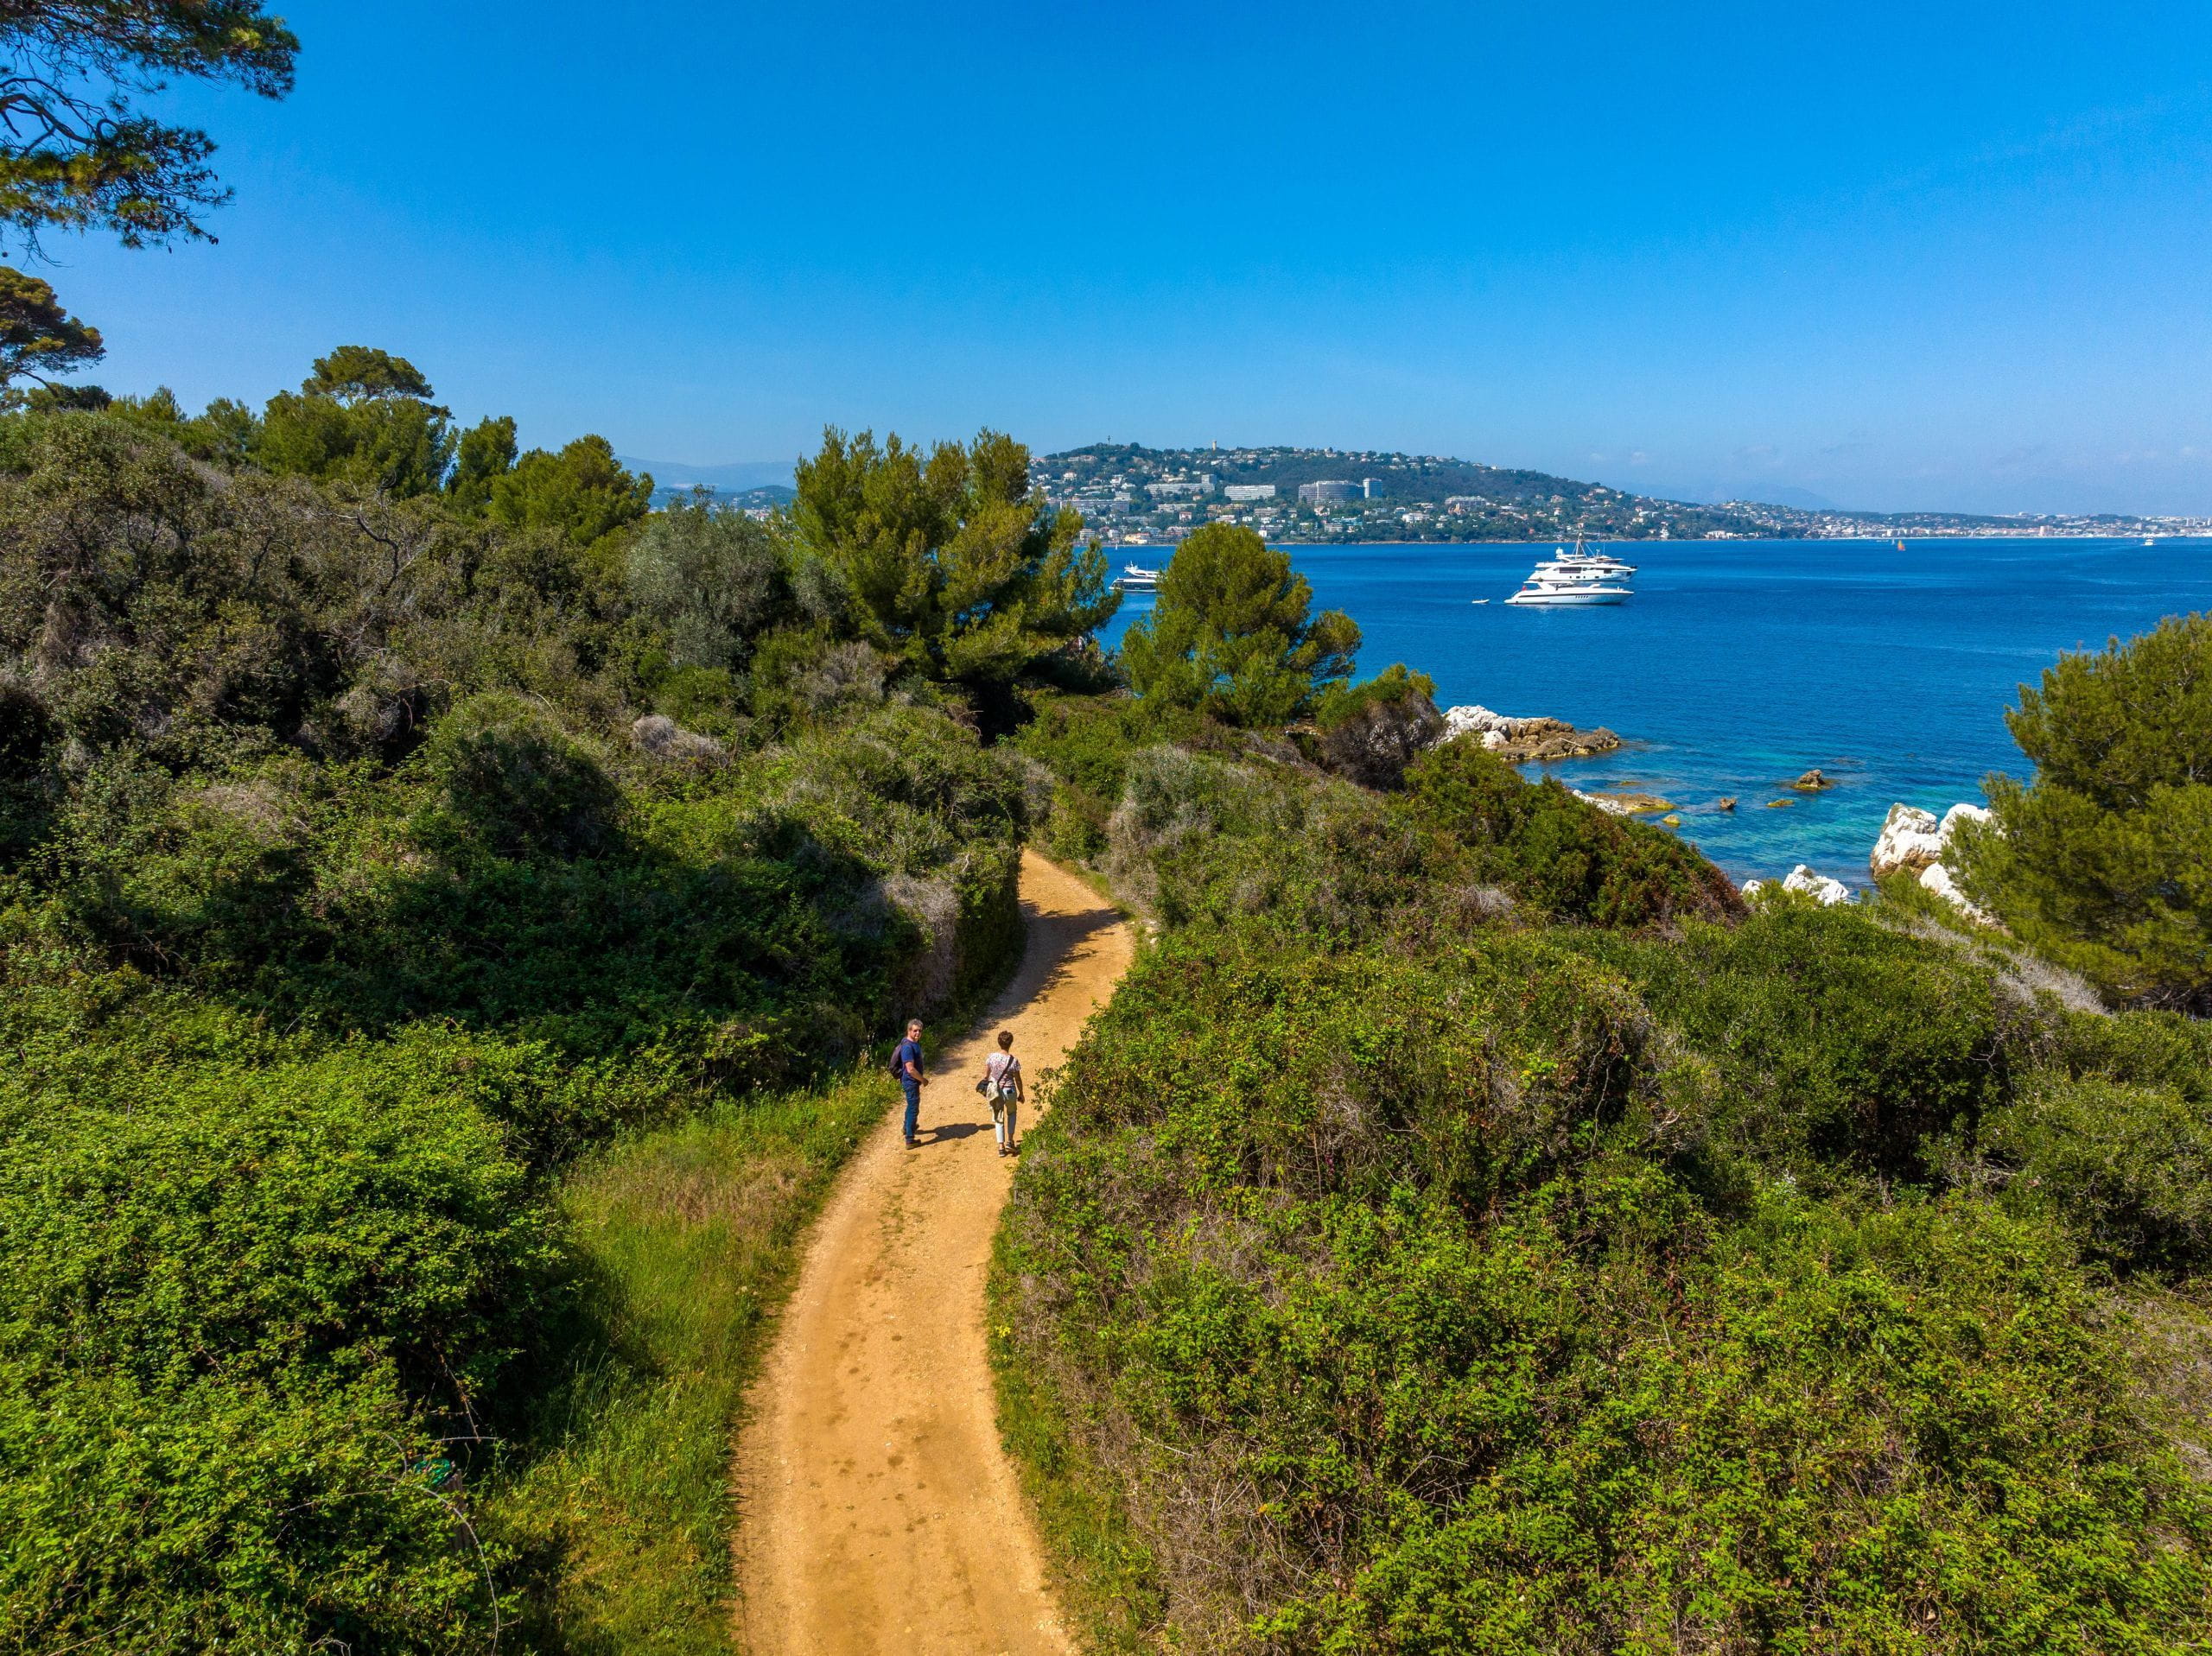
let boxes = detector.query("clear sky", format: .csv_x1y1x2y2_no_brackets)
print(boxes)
42,1,2212,514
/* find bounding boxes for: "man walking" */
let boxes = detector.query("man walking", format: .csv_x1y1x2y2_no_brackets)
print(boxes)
894,1018,926,1148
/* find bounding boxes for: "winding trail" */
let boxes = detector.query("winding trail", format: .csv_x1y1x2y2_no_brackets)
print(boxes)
734,851,1134,1655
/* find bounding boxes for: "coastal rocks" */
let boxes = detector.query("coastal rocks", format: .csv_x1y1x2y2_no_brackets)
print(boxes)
1919,860,1995,926
1741,864,1853,905
1791,768,1836,791
1441,704,1623,761
1867,799,1996,923
1784,864,1853,905
1715,796,1737,811
1573,789,1675,815
1941,801,1993,840
1764,797,1795,808
1869,803,1946,876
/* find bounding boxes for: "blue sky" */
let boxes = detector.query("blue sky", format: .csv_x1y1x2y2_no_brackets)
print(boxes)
42,1,2212,514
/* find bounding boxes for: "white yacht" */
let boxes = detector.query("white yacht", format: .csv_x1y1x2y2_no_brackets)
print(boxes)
1117,562,1161,591
1503,540,1635,606
1505,571,1632,606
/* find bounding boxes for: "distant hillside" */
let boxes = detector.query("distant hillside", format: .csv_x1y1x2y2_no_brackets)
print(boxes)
645,480,794,511
618,455,796,493
1035,442,2209,542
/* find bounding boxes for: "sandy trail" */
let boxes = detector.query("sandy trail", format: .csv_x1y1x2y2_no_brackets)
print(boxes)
734,851,1133,1656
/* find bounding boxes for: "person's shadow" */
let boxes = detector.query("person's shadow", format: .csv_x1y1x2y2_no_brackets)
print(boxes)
927,1122,988,1142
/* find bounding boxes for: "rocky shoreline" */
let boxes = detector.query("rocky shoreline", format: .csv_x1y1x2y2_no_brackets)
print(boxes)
1441,704,1622,761
1740,800,1994,923
1434,705,1993,923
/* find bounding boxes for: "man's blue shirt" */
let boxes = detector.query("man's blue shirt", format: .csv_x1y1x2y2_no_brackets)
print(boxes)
894,1037,923,1084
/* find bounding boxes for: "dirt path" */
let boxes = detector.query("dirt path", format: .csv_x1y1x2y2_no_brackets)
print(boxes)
734,851,1134,1655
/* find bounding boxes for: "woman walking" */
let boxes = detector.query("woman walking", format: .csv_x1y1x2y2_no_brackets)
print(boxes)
981,1030,1024,1157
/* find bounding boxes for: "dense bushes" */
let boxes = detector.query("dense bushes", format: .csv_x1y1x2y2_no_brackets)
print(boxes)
1019,693,1740,937
1002,677,2212,1653
1567,900,2011,1183
0,390,1045,1646
1001,925,2212,1650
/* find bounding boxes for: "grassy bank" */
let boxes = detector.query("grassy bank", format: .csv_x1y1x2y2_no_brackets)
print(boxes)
484,1073,888,1652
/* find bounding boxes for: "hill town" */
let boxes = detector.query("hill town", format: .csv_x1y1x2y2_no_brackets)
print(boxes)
1033,442,2212,543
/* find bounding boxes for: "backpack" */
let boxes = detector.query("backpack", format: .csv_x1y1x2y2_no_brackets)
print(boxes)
889,1040,909,1081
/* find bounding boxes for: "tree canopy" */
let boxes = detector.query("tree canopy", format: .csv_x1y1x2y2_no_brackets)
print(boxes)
626,488,791,672
0,266,102,388
1120,521,1360,725
257,357,458,499
487,435,653,550
1954,611,2212,1011
791,426,1119,706
302,345,435,403
0,0,298,253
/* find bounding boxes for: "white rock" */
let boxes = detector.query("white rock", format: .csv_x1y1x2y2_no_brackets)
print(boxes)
1740,878,1769,898
1869,803,1945,877
1783,864,1853,905
1444,704,1521,739
1868,799,1995,877
1572,789,1634,816
1939,803,1992,841
1920,861,1995,926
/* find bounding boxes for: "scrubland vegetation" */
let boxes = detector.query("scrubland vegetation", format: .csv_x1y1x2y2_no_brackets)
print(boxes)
2,345,2208,1656
999,596,2212,1652
0,370,1107,1649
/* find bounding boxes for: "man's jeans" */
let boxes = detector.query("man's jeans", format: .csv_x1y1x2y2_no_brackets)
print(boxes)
901,1081,921,1140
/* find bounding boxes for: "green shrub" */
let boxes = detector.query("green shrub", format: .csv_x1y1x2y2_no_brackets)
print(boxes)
1985,1075,2212,1273
419,692,626,860
0,1016,563,1650
1404,739,1744,928
1569,901,2012,1183
1002,925,2212,1650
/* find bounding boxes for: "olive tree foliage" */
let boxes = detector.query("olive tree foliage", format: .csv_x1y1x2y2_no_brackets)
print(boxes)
1121,521,1361,726
0,409,620,775
1954,612,2212,1012
791,427,1119,695
625,487,791,670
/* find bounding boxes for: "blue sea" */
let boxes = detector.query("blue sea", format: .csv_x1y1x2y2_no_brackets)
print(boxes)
1101,537,2212,886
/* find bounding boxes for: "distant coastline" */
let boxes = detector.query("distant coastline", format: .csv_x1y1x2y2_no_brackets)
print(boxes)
1103,532,2212,550
1041,441,2210,548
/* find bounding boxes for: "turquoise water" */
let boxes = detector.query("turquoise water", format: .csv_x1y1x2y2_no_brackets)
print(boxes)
1102,537,2212,885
